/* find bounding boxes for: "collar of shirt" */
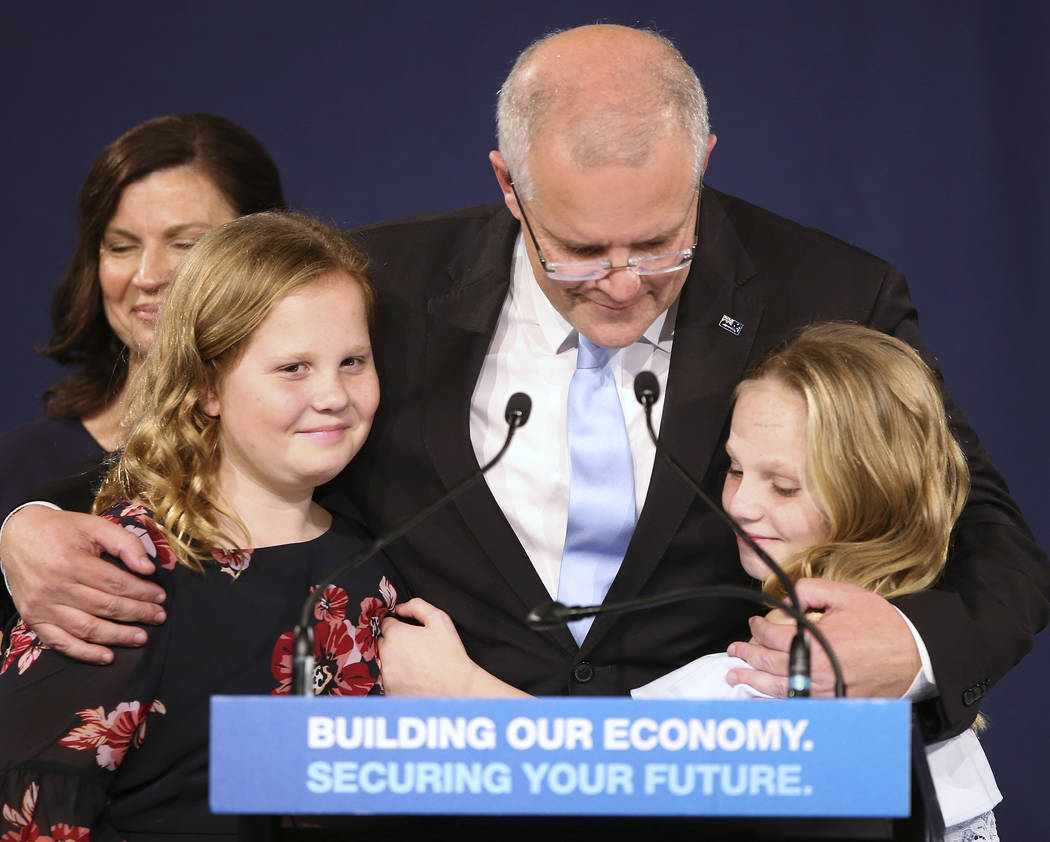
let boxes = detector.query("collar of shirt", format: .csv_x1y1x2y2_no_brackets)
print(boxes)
468,233,677,596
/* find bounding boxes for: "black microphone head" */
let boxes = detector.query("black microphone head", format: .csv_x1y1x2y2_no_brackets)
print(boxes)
634,371,660,407
505,392,532,427
525,600,571,629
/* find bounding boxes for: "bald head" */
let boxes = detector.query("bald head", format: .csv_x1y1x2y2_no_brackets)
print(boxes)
497,25,710,198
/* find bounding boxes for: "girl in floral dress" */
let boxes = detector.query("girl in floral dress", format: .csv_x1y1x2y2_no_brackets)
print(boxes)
0,212,405,841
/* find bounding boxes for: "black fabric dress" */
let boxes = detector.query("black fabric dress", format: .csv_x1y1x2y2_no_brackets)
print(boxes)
0,416,106,626
0,503,405,841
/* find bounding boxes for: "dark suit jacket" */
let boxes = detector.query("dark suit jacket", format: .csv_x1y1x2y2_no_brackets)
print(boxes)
342,186,1049,741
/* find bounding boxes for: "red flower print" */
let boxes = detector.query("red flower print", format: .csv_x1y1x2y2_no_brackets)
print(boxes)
58,699,166,771
0,784,86,842
378,576,398,607
212,548,253,581
314,585,349,622
0,825,39,842
0,622,45,676
315,620,375,695
1,782,39,841
102,504,179,570
0,803,89,842
270,620,376,696
355,576,398,661
141,522,178,570
270,631,294,695
46,825,91,842
270,577,395,696
116,502,148,520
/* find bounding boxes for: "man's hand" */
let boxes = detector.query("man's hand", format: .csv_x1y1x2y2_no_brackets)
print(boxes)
378,598,526,697
725,579,921,698
1,505,166,663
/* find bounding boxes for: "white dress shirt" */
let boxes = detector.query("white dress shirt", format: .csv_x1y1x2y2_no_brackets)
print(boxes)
469,233,673,598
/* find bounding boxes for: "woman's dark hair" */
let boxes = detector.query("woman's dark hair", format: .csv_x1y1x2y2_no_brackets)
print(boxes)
41,113,286,419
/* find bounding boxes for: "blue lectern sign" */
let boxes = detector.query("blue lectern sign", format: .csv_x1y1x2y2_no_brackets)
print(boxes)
210,697,909,817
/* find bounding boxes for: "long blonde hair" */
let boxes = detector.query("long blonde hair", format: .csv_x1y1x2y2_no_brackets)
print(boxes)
739,323,969,602
93,211,374,570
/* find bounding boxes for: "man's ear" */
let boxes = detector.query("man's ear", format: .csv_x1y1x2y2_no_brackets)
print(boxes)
489,150,521,220
702,133,718,175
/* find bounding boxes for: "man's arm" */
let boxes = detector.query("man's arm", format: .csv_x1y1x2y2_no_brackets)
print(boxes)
1,505,165,664
726,580,922,698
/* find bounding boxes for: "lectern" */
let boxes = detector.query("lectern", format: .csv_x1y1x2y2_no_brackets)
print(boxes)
210,697,944,841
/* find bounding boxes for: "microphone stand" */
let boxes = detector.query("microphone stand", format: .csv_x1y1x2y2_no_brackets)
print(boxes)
526,586,844,697
291,393,532,695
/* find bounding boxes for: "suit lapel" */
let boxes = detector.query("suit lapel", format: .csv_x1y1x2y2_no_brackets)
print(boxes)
417,194,768,656
421,208,578,651
585,189,766,651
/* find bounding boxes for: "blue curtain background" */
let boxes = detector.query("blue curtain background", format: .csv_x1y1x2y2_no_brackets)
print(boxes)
2,2,1046,833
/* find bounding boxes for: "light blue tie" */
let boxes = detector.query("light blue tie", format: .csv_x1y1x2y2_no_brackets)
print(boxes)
558,335,637,645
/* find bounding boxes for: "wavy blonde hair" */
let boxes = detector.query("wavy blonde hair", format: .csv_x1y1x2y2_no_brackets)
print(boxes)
93,211,374,570
739,323,969,603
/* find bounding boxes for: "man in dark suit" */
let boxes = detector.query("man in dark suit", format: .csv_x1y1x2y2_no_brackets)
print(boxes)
342,24,1049,740
2,25,1046,743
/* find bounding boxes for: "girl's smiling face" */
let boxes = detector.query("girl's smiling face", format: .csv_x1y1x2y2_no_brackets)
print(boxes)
721,376,828,580
202,274,380,503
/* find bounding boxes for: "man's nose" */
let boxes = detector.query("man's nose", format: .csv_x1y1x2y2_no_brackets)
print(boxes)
595,262,643,300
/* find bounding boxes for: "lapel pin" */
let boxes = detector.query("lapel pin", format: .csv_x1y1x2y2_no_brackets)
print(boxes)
719,314,744,336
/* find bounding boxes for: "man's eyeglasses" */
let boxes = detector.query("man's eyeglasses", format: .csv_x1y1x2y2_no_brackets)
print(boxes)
511,183,702,283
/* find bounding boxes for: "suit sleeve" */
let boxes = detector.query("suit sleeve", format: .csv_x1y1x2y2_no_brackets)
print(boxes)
867,266,1050,740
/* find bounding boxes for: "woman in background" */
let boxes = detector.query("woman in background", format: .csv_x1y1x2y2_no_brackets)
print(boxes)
0,212,403,841
0,114,284,517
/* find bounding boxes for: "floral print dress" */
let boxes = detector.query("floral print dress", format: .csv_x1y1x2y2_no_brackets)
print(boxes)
0,503,404,841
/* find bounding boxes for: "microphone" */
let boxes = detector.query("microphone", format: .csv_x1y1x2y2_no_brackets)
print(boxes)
526,587,841,697
632,371,821,696
292,392,532,695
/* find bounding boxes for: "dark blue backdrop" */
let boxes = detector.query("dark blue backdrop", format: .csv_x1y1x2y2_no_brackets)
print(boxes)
2,1,1047,833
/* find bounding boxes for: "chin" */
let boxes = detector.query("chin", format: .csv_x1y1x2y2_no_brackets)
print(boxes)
580,322,648,349
292,457,354,489
740,554,781,582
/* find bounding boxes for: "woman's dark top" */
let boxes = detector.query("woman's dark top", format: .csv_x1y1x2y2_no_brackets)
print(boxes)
0,416,105,519
0,503,404,841
0,416,107,625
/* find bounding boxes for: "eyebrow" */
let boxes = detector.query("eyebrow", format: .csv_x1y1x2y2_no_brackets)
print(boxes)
103,222,216,240
266,343,373,360
725,446,800,476
549,224,681,254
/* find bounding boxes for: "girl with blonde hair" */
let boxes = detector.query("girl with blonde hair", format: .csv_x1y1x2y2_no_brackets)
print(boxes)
0,212,404,840
633,322,1000,841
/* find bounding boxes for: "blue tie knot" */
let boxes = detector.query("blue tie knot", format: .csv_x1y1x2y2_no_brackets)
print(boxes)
577,335,613,370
